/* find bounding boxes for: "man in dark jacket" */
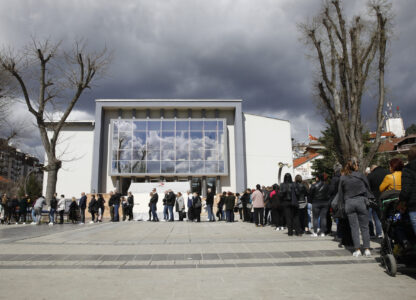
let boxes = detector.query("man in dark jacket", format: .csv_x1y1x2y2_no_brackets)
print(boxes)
18,194,29,223
49,193,58,225
206,188,215,222
367,164,388,237
167,190,176,221
79,192,87,224
309,174,329,236
113,190,121,222
108,191,115,221
149,188,159,221
400,146,416,235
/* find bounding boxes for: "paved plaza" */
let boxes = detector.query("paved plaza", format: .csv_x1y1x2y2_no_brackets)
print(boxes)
0,220,415,300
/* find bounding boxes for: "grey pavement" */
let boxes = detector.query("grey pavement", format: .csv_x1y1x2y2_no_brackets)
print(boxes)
0,220,415,300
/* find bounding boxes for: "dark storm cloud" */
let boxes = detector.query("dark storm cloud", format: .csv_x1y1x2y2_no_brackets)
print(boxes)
0,0,415,151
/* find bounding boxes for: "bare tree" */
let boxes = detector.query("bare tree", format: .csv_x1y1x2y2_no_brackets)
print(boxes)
0,39,110,202
299,0,392,169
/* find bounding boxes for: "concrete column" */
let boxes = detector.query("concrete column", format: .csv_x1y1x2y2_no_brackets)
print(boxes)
116,177,121,192
216,176,221,194
202,176,207,198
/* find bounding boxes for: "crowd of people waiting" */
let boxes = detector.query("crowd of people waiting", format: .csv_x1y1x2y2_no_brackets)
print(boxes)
1,146,415,259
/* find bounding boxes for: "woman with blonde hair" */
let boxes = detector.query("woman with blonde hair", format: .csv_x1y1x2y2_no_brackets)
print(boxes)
338,158,372,257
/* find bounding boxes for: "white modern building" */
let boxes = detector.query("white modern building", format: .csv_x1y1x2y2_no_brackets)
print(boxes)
43,99,293,197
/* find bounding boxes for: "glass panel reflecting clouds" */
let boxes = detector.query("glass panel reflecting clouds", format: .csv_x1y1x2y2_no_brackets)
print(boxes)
111,119,226,175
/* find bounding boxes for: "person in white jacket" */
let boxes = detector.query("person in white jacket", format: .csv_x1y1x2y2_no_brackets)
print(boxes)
57,195,66,224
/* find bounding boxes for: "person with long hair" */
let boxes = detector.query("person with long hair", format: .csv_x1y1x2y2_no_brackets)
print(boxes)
338,158,372,257
310,174,329,237
379,158,404,192
294,175,309,234
279,173,302,236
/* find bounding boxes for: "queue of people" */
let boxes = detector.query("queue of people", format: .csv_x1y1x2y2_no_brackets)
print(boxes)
1,145,415,260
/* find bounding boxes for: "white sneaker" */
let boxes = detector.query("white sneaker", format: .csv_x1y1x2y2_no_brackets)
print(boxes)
79,222,84,225
89,221,94,224
320,233,325,237
275,227,279,231
377,234,383,238
30,222,36,225
48,222,53,226
312,232,318,237
15,222,18,225
280,227,284,231
364,249,371,257
352,250,362,257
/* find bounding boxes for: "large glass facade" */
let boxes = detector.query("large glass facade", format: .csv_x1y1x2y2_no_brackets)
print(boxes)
110,119,227,176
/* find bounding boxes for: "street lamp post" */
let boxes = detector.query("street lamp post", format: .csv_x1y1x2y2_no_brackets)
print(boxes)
278,162,292,184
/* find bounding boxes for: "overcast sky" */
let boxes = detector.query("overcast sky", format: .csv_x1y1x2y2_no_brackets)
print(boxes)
0,0,415,158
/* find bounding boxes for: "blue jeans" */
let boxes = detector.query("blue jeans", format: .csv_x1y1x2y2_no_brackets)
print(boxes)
368,208,382,236
151,203,158,221
31,208,36,222
168,205,174,221
163,205,168,220
49,208,56,223
409,211,416,236
113,204,119,221
207,204,214,221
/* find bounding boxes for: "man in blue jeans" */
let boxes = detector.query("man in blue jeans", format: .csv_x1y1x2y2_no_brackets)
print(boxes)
49,193,58,226
167,189,176,222
206,188,215,222
114,191,121,222
400,146,416,235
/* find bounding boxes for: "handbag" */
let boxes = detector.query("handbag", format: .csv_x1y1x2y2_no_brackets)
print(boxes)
353,173,377,208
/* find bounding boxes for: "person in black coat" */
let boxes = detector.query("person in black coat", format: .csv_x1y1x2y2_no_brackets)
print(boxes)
69,197,79,224
279,173,302,236
192,192,202,222
309,174,330,236
294,176,309,234
225,192,236,222
167,190,176,222
400,146,416,235
88,195,98,223
269,184,281,229
18,195,29,223
79,192,87,224
127,192,134,221
216,192,226,221
149,188,159,222
240,190,251,222
97,194,105,222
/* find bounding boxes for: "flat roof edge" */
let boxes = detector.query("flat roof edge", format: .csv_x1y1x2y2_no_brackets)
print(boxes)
96,99,242,102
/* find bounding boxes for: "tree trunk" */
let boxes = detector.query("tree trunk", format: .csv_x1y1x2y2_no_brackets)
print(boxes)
44,161,61,204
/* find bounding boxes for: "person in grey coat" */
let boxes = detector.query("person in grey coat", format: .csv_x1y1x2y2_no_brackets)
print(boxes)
338,158,372,257
175,192,185,221
33,196,46,225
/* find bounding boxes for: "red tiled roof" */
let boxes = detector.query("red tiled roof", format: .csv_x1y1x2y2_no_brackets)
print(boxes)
369,132,395,139
0,176,10,183
293,153,320,168
377,138,402,153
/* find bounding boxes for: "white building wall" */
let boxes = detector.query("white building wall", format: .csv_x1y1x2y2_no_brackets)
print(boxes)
294,155,323,181
386,118,405,138
43,124,95,198
244,113,293,188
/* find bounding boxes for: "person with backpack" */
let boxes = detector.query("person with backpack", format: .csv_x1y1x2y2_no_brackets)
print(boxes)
294,175,309,234
280,173,302,236
309,174,330,237
192,192,202,222
49,193,58,226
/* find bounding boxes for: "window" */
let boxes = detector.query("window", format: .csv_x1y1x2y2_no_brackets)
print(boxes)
110,118,227,175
